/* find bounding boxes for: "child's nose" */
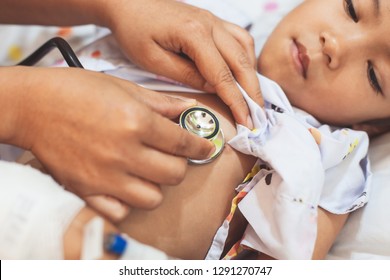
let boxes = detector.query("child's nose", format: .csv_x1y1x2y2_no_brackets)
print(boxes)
320,31,340,70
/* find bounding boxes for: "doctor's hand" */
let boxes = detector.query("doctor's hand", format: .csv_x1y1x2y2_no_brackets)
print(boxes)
102,0,262,128
4,67,214,221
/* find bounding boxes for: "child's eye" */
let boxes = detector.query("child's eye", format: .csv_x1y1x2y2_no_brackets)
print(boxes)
367,61,383,95
344,0,358,22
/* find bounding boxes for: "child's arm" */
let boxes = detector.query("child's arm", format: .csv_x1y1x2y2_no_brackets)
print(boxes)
312,208,349,259
255,208,349,260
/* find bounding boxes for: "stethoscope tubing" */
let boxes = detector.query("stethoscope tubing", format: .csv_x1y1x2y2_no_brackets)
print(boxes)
16,37,84,68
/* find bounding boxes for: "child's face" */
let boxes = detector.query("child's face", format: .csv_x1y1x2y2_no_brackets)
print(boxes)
258,0,390,125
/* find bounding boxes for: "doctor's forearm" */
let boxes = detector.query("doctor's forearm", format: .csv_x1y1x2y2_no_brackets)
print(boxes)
0,67,31,148
0,66,65,151
0,0,120,27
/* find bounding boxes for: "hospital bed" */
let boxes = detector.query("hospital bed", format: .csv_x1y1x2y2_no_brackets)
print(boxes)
0,0,389,259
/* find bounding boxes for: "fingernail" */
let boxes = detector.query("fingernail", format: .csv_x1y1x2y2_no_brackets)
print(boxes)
247,115,254,130
167,95,198,106
181,98,198,107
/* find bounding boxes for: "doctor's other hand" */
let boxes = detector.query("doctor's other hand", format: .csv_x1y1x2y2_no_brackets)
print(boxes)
102,0,262,128
1,66,214,216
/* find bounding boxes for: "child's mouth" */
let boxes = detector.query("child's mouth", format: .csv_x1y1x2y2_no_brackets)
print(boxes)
291,39,310,79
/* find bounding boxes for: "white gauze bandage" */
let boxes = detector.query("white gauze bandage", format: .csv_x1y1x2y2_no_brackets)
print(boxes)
0,161,85,259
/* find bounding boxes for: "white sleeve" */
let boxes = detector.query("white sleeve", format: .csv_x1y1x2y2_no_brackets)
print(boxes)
317,127,371,214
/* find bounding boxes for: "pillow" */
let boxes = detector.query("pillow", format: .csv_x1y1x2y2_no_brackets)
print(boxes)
326,132,390,259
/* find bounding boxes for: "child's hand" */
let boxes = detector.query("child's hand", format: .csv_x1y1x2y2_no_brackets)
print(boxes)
4,66,214,213
103,0,263,128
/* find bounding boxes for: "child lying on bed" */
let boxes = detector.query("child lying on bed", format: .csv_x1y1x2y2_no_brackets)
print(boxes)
6,0,390,259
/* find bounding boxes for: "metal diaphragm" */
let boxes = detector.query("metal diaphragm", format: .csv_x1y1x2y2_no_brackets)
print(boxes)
179,106,225,164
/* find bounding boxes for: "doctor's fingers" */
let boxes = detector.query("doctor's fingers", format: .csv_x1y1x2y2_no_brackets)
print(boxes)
129,85,199,119
124,146,190,186
68,171,163,210
106,173,164,210
178,26,254,128
131,42,210,94
84,195,131,223
215,22,264,107
222,21,257,68
141,112,215,161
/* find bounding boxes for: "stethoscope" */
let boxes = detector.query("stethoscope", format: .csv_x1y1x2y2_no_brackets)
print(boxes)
17,37,225,164
179,106,224,164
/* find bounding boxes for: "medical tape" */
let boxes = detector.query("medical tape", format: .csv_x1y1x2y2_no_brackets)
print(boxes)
81,217,104,260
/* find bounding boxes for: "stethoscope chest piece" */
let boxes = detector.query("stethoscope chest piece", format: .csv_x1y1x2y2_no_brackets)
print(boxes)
179,106,225,164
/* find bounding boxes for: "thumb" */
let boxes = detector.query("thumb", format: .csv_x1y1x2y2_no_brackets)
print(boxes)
140,92,198,119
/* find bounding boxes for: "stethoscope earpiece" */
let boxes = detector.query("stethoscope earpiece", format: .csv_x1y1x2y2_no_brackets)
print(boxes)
179,106,225,164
